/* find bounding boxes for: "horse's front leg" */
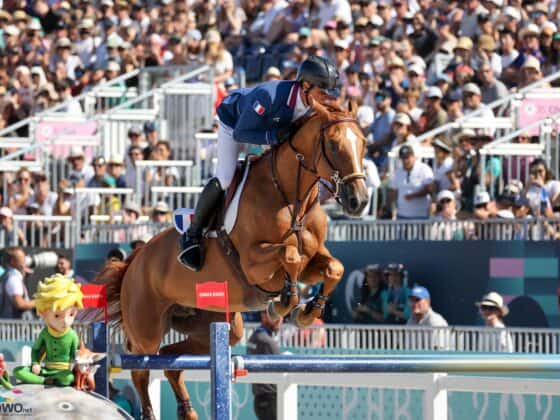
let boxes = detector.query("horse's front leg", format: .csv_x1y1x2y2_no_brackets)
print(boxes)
293,245,344,328
247,242,302,321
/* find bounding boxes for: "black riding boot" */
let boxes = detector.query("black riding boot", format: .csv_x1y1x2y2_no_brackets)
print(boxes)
178,177,224,271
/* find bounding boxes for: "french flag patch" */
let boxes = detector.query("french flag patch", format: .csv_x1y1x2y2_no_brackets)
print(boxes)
253,101,265,115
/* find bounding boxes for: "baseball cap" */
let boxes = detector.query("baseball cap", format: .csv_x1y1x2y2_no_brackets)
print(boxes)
108,154,124,165
375,89,390,100
128,124,142,135
399,144,414,158
463,83,481,96
323,20,337,30
334,39,349,50
426,86,443,99
497,209,515,219
124,201,141,216
410,286,430,300
186,29,202,42
4,25,19,37
144,121,156,133
265,66,281,78
0,207,13,218
69,146,85,158
437,190,455,203
408,64,424,76
504,6,521,21
474,191,490,206
394,112,412,126
522,56,541,72
154,201,170,213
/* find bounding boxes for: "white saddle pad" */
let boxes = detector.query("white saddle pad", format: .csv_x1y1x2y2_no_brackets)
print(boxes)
173,160,251,236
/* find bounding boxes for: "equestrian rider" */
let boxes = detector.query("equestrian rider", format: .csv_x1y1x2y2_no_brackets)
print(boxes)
178,55,340,271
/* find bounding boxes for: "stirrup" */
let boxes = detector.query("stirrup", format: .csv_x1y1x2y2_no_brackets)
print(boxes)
178,241,204,271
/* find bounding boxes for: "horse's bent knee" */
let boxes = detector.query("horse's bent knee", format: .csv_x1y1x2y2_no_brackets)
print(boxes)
326,259,344,281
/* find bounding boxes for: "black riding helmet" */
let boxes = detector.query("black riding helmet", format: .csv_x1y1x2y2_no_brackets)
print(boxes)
296,55,340,97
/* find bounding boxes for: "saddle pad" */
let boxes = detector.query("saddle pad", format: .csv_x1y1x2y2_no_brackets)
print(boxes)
223,159,251,234
173,208,194,234
173,161,251,236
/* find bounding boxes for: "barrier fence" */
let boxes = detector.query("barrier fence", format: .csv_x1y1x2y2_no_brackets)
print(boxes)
1,320,558,355
98,322,560,420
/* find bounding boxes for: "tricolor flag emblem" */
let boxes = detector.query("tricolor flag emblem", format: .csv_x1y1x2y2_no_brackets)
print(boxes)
253,101,265,115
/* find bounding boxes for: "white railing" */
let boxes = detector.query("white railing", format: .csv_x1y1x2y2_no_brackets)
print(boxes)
326,218,560,241
81,221,169,244
0,215,75,248
149,186,202,209
134,160,197,204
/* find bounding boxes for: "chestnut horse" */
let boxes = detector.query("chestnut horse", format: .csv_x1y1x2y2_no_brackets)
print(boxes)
95,100,368,419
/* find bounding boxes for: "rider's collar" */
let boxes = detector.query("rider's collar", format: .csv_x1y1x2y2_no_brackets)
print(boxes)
287,83,300,108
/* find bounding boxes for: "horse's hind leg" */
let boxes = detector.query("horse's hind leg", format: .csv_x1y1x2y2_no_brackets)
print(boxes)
293,246,344,327
161,311,244,420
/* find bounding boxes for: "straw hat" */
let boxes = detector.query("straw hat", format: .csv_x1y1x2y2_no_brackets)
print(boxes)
476,292,509,316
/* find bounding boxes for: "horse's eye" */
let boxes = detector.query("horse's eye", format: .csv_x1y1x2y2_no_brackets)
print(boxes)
329,139,338,153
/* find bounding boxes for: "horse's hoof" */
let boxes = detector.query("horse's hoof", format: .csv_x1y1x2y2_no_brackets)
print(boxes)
291,304,313,328
266,301,282,321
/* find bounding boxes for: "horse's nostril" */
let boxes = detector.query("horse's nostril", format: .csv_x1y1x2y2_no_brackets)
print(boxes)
350,197,359,211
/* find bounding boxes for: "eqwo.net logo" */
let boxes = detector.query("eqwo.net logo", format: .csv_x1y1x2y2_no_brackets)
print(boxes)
0,396,32,416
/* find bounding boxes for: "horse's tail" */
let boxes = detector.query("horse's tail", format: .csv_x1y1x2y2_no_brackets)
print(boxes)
89,248,141,327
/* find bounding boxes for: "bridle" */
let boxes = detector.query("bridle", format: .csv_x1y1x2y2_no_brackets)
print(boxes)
270,115,366,253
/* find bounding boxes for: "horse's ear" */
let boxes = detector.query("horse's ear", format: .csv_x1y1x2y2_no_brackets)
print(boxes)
347,99,358,117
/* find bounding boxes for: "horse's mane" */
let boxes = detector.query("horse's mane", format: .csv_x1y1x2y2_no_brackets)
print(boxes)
253,99,354,163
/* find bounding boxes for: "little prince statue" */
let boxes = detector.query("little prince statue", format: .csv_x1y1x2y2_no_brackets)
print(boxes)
14,274,83,386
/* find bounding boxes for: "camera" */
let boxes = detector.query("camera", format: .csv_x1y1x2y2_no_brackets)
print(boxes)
25,252,59,269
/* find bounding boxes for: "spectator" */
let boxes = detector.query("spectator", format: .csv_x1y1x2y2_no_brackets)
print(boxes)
151,201,171,224
383,263,410,324
473,191,497,220
361,157,381,217
130,233,153,251
475,291,514,352
106,248,127,262
125,145,144,193
9,167,34,215
478,61,509,104
0,247,35,319
107,155,127,188
519,56,548,88
55,254,87,284
471,34,502,76
352,264,386,324
26,173,57,216
525,159,555,218
0,207,26,247
55,77,84,116
389,145,434,219
67,146,94,187
247,310,283,420
145,140,179,187
87,156,113,188
431,190,464,239
142,121,159,160
368,89,395,166
461,83,496,136
433,138,459,194
264,66,282,82
407,285,448,326
417,86,448,134
204,30,234,85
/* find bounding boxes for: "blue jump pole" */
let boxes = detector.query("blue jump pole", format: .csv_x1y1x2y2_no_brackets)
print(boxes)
211,322,232,420
233,353,560,373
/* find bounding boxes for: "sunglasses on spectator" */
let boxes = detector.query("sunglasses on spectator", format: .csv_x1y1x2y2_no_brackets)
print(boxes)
129,152,142,157
18,177,30,182
530,168,545,175
475,203,487,209
439,198,452,204
480,305,497,311
93,163,105,168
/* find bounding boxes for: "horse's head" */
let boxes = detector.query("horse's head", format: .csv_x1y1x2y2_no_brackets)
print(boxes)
312,100,369,216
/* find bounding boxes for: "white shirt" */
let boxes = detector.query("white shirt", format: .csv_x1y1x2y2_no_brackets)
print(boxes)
361,158,381,217
292,88,311,121
317,0,352,28
391,160,434,218
465,105,495,136
27,192,58,216
501,50,519,69
434,156,454,192
1,268,30,319
480,321,514,353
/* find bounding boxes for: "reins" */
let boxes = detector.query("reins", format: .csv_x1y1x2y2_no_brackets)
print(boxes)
270,115,366,254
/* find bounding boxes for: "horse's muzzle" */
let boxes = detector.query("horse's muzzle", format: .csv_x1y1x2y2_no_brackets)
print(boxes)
339,179,368,217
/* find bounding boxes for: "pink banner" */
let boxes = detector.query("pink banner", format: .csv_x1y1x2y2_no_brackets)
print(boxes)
35,121,98,159
518,96,560,135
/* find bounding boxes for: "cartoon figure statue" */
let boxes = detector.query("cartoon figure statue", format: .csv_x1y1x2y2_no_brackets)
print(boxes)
13,274,83,387
73,340,106,392
0,353,13,389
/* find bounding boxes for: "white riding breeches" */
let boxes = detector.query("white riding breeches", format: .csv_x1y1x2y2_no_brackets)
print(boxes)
216,121,240,189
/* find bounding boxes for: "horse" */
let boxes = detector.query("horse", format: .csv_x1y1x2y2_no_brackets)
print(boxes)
95,99,369,420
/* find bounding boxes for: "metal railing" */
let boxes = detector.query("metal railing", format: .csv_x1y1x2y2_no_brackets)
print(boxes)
81,221,170,244
134,160,197,203
0,215,74,248
326,218,560,241
0,320,556,354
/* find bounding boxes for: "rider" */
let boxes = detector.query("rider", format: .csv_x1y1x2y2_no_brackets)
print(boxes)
178,55,340,271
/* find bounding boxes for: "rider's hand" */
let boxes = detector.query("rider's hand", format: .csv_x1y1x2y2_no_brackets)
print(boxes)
31,364,41,375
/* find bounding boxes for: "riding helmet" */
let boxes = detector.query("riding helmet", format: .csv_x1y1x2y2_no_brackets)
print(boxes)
296,55,340,97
